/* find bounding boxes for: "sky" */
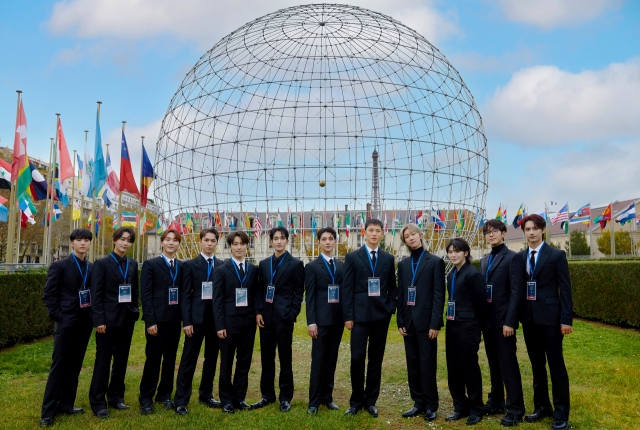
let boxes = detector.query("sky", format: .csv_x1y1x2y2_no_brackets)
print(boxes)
1,0,639,216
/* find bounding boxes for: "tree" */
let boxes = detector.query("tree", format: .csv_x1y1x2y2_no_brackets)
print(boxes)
597,230,633,256
565,230,590,256
547,241,563,250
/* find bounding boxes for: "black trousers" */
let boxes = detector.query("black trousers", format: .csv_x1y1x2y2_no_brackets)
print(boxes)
446,321,484,416
139,321,182,405
174,323,220,406
88,320,136,412
349,317,390,409
41,317,93,418
403,324,439,411
259,317,295,402
218,323,256,407
483,327,525,416
308,323,344,407
522,323,570,421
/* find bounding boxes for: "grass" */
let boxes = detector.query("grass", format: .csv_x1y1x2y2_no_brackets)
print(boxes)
0,310,639,429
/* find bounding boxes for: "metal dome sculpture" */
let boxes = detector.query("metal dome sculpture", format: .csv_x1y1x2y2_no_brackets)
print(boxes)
155,3,488,259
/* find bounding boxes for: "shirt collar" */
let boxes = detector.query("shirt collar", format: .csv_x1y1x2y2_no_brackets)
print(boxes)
201,253,215,262
321,253,333,262
529,242,544,253
231,257,246,267
364,244,379,255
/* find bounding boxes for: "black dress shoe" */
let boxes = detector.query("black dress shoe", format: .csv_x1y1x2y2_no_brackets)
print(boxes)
446,411,469,421
552,419,569,430
251,398,274,409
59,407,84,415
199,397,222,408
39,417,54,427
424,410,437,422
94,409,109,418
466,415,482,425
324,401,339,410
140,403,154,415
175,405,188,416
222,404,235,414
307,406,318,414
280,401,291,412
344,407,358,415
402,406,425,418
235,401,253,410
366,405,378,418
501,413,523,427
524,407,552,423
159,399,175,410
484,402,506,415
109,402,130,410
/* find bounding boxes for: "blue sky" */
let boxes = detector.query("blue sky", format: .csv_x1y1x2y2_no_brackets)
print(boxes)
1,0,639,216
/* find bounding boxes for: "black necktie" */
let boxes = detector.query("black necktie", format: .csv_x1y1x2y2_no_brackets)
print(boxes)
370,250,377,266
239,262,245,279
529,251,537,277
207,257,212,266
170,260,174,270
328,258,334,273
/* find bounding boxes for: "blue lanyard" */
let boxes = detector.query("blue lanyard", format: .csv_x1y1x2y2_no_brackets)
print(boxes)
161,255,179,285
365,247,378,276
72,254,89,288
232,260,249,285
485,253,495,282
110,252,129,283
321,255,336,284
206,257,214,281
528,243,544,279
410,250,425,286
269,253,286,284
450,268,457,300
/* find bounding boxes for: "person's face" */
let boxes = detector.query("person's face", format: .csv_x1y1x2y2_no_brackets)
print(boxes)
484,227,506,246
231,236,247,258
523,221,544,245
71,238,91,254
365,224,383,246
447,247,468,266
114,233,133,254
270,231,288,252
162,232,180,254
403,229,422,250
200,233,218,255
319,232,336,254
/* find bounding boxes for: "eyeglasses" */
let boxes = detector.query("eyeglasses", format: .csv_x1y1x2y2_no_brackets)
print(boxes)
484,229,501,236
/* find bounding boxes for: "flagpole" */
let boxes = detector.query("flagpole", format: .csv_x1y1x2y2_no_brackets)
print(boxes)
41,137,54,265
567,203,572,258
136,136,144,263
70,149,77,233
89,102,101,261
117,121,126,228
610,202,616,258
6,90,22,264
46,132,59,264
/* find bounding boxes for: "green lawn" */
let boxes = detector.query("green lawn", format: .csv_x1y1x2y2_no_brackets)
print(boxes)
1,310,639,429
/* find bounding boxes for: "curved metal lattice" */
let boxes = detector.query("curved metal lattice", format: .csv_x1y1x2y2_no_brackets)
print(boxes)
154,3,488,260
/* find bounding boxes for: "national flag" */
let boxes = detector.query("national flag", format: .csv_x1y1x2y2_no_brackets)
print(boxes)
455,209,465,232
81,136,93,197
336,214,341,229
431,208,446,231
0,204,8,222
570,203,591,226
119,132,140,197
345,212,351,237
92,110,107,198
215,210,222,229
156,217,164,236
290,209,296,238
56,117,74,185
551,203,569,225
245,212,251,231
254,213,262,237
0,159,11,189
415,210,423,228
277,210,283,227
512,204,524,229
594,203,612,229
28,161,48,201
12,99,28,181
121,211,137,227
19,197,36,226
476,209,486,230
140,143,154,207
384,212,388,234
311,210,317,235
73,199,81,220
360,212,366,236
185,212,193,232
616,203,636,226
99,146,119,207
495,205,502,221
52,203,62,222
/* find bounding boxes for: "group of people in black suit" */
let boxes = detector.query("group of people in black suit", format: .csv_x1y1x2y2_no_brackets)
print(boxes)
39,214,573,430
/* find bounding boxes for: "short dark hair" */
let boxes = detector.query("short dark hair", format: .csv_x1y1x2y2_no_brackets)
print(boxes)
200,227,219,240
317,227,337,241
227,230,250,246
269,226,289,240
482,219,507,235
70,228,92,241
521,214,546,231
113,227,135,243
446,238,472,264
161,228,182,243
364,218,384,231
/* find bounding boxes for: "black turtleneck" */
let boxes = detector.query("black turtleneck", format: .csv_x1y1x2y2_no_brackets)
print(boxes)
490,243,506,255
410,247,424,263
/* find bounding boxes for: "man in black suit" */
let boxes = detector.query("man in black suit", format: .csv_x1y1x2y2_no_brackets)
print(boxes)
89,227,139,418
396,224,445,422
139,229,183,414
253,226,304,412
519,214,573,430
213,230,259,414
480,219,526,426
40,229,94,427
305,227,344,415
174,228,224,415
343,219,397,417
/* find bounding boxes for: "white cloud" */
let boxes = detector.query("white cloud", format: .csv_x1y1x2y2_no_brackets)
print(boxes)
448,46,540,74
483,58,640,146
46,0,460,48
494,0,623,29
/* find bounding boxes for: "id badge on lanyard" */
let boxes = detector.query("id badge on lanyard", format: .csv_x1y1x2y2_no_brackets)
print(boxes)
486,284,493,303
446,301,455,320
407,286,416,306
266,284,275,303
202,282,213,300
169,287,179,305
368,278,380,296
527,281,537,300
119,284,132,303
236,288,248,307
328,285,339,303
79,289,91,308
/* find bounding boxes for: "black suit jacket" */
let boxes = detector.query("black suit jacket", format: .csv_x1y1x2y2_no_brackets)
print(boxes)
305,256,345,327
256,252,305,325
140,256,184,328
42,255,93,327
518,244,573,326
396,251,445,332
212,259,259,332
481,246,525,329
446,263,487,324
343,246,397,323
181,255,224,327
90,255,139,328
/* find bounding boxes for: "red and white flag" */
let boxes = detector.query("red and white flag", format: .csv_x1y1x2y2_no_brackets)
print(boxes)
12,99,27,178
254,213,262,238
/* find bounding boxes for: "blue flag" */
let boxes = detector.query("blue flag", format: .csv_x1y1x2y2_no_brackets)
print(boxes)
92,110,107,197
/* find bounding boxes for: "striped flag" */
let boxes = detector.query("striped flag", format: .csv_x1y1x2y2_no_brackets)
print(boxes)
121,211,137,227
0,159,11,189
551,203,569,225
254,212,262,237
570,203,591,226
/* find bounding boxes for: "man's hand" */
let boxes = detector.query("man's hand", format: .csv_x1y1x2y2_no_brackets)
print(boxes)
308,325,318,339
183,325,194,338
345,320,354,330
96,325,106,334
217,329,227,339
428,329,439,340
256,314,265,328
398,327,407,337
147,325,158,336
561,325,573,335
503,325,515,337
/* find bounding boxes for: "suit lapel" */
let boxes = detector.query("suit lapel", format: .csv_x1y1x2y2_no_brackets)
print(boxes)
413,250,431,281
157,256,171,276
480,255,488,274
66,256,82,284
532,243,552,276
358,247,373,275
488,247,508,276
194,255,207,274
